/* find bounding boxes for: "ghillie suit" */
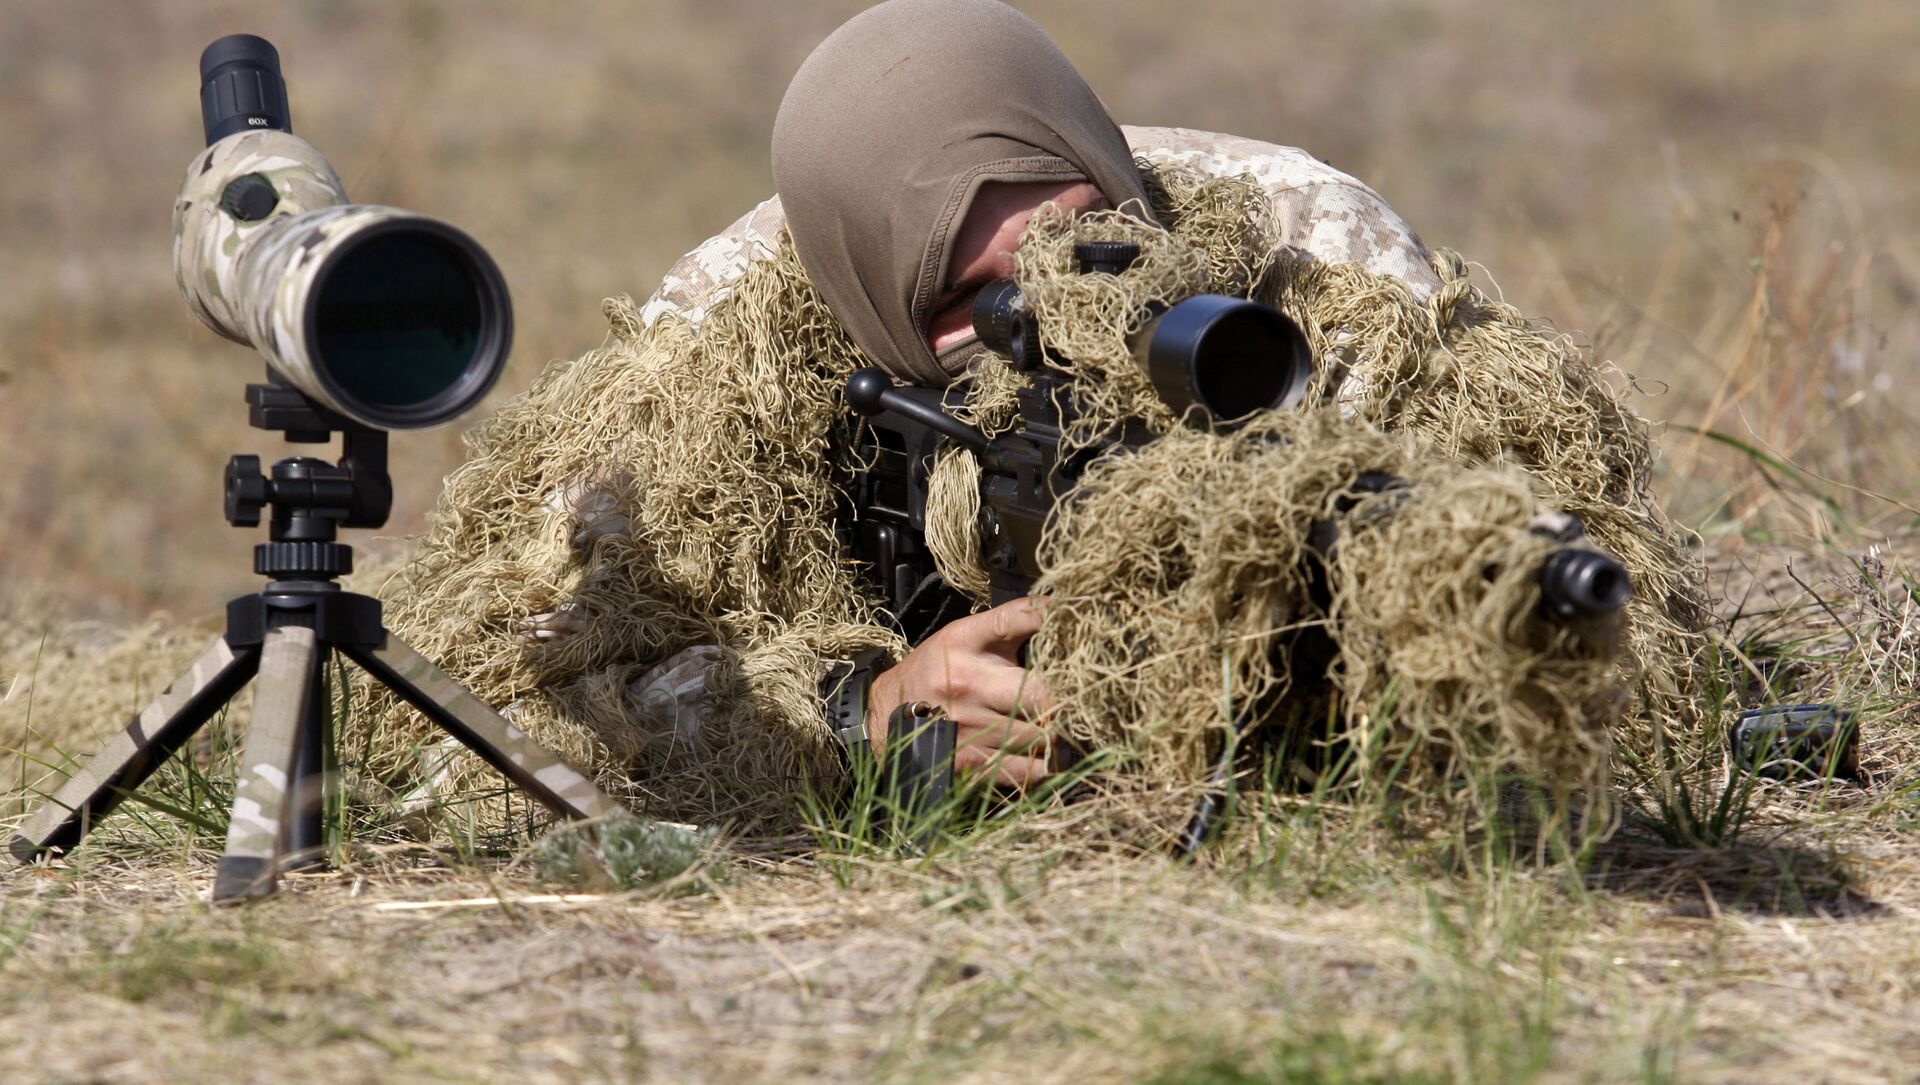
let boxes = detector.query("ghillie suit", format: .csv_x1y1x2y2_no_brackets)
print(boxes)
355,152,1704,832
352,258,893,828
1262,230,1713,768
941,200,1627,819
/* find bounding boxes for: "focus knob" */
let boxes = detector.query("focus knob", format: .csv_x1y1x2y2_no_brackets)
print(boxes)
225,454,267,527
1074,240,1141,275
219,174,280,222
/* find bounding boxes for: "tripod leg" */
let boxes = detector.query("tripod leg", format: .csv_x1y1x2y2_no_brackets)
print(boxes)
10,636,259,864
345,634,624,822
282,645,333,870
212,626,319,903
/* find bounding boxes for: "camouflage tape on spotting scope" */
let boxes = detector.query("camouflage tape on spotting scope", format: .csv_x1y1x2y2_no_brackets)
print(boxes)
213,625,319,901
174,129,348,343
172,128,451,426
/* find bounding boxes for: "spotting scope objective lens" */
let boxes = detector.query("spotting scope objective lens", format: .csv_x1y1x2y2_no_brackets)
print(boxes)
200,34,290,144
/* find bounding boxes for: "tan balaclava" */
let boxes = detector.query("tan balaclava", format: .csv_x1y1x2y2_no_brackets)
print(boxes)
772,0,1154,386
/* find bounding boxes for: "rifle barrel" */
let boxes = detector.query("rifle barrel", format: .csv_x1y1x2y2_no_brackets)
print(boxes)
1538,548,1631,620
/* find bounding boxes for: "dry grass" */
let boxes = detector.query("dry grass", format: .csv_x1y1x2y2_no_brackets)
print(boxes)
6,2,1920,1082
4,808,1920,1084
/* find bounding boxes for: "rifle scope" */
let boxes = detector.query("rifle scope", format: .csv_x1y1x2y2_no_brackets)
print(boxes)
175,34,511,429
971,241,1312,424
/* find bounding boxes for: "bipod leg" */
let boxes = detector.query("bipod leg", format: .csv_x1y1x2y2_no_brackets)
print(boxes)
213,626,320,903
10,635,258,865
344,633,624,823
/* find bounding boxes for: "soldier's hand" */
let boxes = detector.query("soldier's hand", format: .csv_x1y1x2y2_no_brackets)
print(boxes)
866,596,1055,788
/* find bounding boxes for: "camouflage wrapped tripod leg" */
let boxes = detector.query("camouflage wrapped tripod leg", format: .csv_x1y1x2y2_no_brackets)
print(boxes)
10,636,259,864
345,634,624,822
212,625,321,903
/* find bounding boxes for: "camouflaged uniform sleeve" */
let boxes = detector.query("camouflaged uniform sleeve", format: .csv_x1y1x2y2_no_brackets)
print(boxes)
639,195,790,330
1122,125,1442,301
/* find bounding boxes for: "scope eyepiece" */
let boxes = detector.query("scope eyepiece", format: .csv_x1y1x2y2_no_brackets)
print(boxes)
200,34,290,144
972,279,1037,369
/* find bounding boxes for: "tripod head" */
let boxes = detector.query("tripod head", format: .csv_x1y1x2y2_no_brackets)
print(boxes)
224,374,393,584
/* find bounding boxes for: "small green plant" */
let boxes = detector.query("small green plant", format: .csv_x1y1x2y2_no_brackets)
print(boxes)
1144,1027,1439,1085
797,714,1110,877
531,814,714,891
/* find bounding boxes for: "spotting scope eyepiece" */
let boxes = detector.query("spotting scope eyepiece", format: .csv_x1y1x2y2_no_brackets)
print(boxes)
199,34,290,143
971,279,1032,366
175,35,512,430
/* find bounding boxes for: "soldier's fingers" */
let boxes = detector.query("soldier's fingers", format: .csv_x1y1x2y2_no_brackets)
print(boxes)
947,705,1050,756
953,746,1050,789
944,596,1048,655
983,596,1048,653
962,661,1055,721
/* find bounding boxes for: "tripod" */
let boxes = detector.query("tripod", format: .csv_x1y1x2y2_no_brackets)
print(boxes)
9,381,623,902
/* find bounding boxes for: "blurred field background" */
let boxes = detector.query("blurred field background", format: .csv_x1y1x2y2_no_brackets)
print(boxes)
6,3,1920,1082
4,0,1918,619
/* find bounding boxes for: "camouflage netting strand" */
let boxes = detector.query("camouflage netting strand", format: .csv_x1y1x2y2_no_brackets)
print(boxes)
346,162,1703,830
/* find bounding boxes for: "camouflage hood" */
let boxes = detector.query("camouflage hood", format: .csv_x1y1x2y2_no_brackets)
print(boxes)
771,0,1153,386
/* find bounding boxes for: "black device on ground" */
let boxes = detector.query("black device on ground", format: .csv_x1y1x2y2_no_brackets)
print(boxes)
8,36,621,903
1731,703,1860,782
822,649,956,843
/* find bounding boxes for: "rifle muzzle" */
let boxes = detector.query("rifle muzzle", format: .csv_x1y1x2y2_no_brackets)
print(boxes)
1538,548,1632,620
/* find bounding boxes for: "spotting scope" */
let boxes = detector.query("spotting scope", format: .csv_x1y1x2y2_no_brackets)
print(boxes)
6,35,620,906
173,34,511,429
